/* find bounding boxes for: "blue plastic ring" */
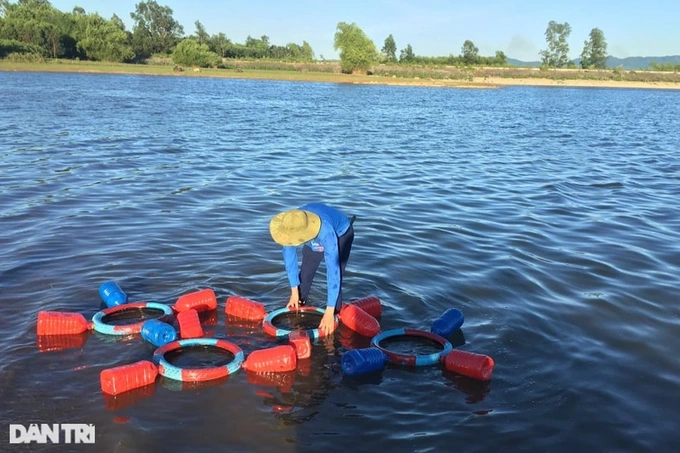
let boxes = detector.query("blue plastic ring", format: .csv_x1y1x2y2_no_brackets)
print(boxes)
371,328,453,367
152,338,245,382
262,306,338,339
92,302,174,336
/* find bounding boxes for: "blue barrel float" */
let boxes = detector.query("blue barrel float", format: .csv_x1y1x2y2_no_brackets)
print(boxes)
141,319,178,347
341,347,388,376
99,281,128,307
430,308,464,338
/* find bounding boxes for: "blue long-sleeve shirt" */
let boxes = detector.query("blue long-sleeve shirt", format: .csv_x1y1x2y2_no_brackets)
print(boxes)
282,203,351,309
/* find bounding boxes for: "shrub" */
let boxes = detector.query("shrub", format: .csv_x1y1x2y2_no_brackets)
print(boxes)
172,39,220,68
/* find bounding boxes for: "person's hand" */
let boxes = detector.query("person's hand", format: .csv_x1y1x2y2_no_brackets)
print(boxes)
286,294,300,310
318,309,337,337
286,291,300,310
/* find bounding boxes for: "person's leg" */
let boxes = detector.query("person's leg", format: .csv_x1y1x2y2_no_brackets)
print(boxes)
334,225,355,309
299,245,323,303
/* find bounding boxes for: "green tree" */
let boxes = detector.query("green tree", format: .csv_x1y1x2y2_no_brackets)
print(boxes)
540,20,571,68
172,37,219,67
209,31,230,57
0,0,71,58
300,40,314,60
130,0,183,58
111,13,125,30
399,43,414,62
381,33,396,62
494,50,507,66
461,39,478,65
75,13,134,62
193,20,208,45
333,21,377,73
580,27,607,69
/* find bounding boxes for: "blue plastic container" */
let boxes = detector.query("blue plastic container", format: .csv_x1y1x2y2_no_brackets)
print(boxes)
99,281,128,307
430,308,465,338
141,319,177,347
341,348,387,376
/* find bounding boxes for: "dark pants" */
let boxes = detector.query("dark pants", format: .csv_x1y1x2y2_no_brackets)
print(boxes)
299,225,354,308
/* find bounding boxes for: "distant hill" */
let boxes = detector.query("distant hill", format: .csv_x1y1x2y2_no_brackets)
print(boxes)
605,55,680,69
507,57,541,68
507,55,680,70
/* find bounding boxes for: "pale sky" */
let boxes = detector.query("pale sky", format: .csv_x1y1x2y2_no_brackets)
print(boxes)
48,0,680,61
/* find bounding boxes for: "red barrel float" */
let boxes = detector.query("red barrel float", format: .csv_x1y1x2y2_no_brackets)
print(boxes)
174,288,217,313
242,345,297,373
339,304,380,337
37,311,91,335
288,330,311,360
176,309,203,339
225,295,267,321
100,360,158,395
349,296,382,318
442,350,495,381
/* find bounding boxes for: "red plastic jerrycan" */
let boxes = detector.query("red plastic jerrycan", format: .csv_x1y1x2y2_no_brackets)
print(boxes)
37,311,91,335
288,330,311,360
350,296,382,318
225,295,267,321
339,304,380,337
177,309,204,339
100,360,158,395
174,288,217,313
442,350,495,381
242,345,297,373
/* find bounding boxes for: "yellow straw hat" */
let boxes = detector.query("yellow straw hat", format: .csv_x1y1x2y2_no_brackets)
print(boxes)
269,209,321,246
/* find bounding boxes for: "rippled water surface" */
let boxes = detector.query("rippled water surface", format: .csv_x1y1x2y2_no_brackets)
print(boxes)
2,71,680,453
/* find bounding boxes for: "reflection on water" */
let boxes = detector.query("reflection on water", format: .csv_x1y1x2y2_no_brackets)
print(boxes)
1,71,680,452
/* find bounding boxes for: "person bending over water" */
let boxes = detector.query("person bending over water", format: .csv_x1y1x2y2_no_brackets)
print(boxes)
269,203,354,336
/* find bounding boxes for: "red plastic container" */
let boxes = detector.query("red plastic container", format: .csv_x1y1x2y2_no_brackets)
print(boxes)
225,296,267,321
36,311,91,335
176,309,204,339
242,345,297,373
339,304,381,337
100,360,158,395
37,333,89,353
350,296,382,318
442,350,495,381
288,330,311,360
174,289,217,313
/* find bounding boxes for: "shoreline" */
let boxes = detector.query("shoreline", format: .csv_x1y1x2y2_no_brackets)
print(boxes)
2,61,680,91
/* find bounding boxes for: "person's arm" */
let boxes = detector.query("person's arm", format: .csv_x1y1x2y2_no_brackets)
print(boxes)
319,232,340,335
282,246,301,309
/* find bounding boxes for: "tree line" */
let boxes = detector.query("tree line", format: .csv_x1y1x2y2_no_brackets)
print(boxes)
0,0,509,68
1,0,671,73
0,0,314,64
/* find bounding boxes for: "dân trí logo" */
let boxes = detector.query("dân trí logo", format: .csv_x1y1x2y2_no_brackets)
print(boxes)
9,423,95,444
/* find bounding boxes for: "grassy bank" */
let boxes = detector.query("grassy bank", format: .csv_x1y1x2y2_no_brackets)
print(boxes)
2,59,680,90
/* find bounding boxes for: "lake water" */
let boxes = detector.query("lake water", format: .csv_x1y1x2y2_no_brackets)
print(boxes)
1,71,680,453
